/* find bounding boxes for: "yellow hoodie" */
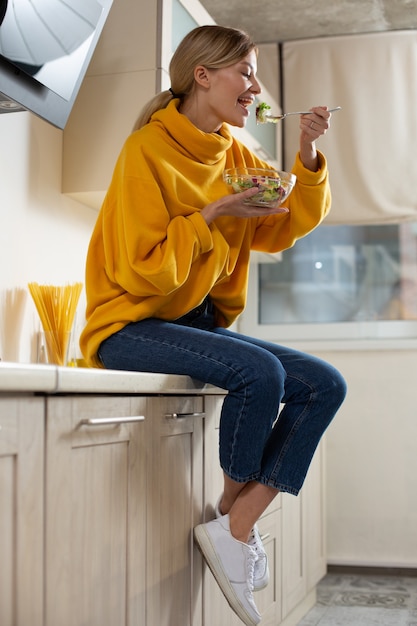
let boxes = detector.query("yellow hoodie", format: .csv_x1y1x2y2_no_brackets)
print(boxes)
80,99,331,367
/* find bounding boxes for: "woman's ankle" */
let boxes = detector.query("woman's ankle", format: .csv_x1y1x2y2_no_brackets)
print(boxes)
228,511,252,544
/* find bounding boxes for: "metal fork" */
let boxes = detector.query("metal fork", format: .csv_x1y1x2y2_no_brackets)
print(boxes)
257,106,342,124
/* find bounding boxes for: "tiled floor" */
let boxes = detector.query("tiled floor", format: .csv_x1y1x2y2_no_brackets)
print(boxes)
297,570,417,625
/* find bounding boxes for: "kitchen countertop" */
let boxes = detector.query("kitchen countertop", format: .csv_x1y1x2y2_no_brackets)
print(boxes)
0,361,223,395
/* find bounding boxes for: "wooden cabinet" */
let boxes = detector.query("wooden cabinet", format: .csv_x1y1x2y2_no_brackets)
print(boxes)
0,387,326,626
44,395,147,626
200,395,241,626
281,487,306,618
203,396,326,626
63,0,164,209
255,511,283,626
305,444,327,590
281,442,327,622
144,395,205,626
202,396,283,626
0,395,44,626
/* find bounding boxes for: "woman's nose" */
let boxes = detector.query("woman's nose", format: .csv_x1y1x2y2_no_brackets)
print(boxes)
250,77,261,95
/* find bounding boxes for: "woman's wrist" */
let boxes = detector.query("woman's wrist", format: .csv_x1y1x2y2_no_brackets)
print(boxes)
299,142,319,172
201,203,219,225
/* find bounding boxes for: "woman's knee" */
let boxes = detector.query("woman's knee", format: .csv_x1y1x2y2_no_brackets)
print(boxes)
220,341,286,392
319,363,347,409
248,350,287,392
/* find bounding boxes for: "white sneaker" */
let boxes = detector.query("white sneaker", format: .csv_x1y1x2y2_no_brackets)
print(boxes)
215,495,270,592
247,525,270,591
194,514,261,626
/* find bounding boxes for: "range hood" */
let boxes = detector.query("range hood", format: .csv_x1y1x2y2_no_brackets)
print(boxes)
0,0,114,129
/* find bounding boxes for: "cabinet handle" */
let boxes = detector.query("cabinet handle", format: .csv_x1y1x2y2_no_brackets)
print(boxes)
79,416,145,426
260,533,271,542
164,412,206,420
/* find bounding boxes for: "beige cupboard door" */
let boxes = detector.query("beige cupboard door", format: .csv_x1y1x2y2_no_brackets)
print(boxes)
281,444,325,619
202,396,283,626
304,443,327,590
255,511,283,626
145,395,205,626
281,489,307,619
0,396,44,626
45,395,147,626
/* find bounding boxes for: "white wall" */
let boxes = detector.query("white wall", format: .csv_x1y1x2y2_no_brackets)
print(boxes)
0,111,97,363
314,348,417,568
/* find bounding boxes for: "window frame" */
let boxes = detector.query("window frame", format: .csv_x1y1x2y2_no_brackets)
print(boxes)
237,261,417,351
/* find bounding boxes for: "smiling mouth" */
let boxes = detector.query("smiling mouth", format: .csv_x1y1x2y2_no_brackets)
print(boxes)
238,97,253,112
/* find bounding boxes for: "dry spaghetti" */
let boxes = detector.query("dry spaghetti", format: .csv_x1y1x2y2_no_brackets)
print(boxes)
28,282,83,365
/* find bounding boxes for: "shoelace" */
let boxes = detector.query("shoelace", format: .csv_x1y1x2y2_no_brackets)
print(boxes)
248,527,264,556
246,545,257,591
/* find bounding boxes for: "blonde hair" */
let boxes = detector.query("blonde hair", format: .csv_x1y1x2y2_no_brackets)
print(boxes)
132,25,257,131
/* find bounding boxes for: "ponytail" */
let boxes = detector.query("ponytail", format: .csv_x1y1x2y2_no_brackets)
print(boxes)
132,90,173,131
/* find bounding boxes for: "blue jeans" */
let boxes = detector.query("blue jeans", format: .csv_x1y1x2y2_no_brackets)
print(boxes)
98,299,347,495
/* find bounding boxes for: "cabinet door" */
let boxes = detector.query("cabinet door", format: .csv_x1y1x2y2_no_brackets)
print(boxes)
281,443,325,621
0,396,44,626
281,490,307,619
145,395,204,626
255,511,282,626
45,395,147,626
305,443,327,589
202,395,243,626
203,396,282,626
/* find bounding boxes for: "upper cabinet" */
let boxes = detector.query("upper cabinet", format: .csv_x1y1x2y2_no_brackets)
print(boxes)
62,0,281,210
62,0,162,208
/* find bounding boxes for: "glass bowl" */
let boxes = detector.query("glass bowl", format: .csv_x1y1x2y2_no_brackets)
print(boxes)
223,167,296,211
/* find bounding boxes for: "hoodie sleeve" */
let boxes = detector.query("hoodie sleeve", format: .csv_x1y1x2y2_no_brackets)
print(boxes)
251,151,331,254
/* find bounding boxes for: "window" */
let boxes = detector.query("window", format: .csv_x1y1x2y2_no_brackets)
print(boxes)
239,223,417,346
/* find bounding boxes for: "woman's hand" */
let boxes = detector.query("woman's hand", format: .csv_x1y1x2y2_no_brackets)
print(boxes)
201,186,284,225
299,106,333,172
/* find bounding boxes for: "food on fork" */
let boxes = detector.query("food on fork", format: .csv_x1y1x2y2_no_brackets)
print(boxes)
256,102,342,124
255,102,273,124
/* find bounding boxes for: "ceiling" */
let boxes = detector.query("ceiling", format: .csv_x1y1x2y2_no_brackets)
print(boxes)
198,0,417,43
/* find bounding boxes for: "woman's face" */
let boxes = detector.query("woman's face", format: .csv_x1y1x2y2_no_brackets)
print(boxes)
188,49,261,133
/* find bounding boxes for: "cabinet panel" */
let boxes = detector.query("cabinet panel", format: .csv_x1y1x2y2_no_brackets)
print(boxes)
145,396,204,626
255,512,282,625
281,491,307,619
45,395,147,626
281,446,325,621
198,397,240,626
203,396,282,625
305,445,327,589
0,396,44,626
0,456,13,626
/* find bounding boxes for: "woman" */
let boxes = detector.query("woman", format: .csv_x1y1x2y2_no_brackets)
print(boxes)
80,25,346,626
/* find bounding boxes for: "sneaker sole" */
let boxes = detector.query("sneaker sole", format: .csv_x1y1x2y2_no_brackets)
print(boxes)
194,524,259,626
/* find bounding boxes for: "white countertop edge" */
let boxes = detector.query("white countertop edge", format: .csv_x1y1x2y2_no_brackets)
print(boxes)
0,362,224,395
0,362,58,392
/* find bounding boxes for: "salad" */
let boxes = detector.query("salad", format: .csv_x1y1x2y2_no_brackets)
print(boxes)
224,169,293,208
255,101,273,124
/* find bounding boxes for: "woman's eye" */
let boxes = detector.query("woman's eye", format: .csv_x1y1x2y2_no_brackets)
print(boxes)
242,73,251,79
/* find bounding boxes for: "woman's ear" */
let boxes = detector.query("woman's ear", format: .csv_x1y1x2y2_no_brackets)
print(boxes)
194,65,210,89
